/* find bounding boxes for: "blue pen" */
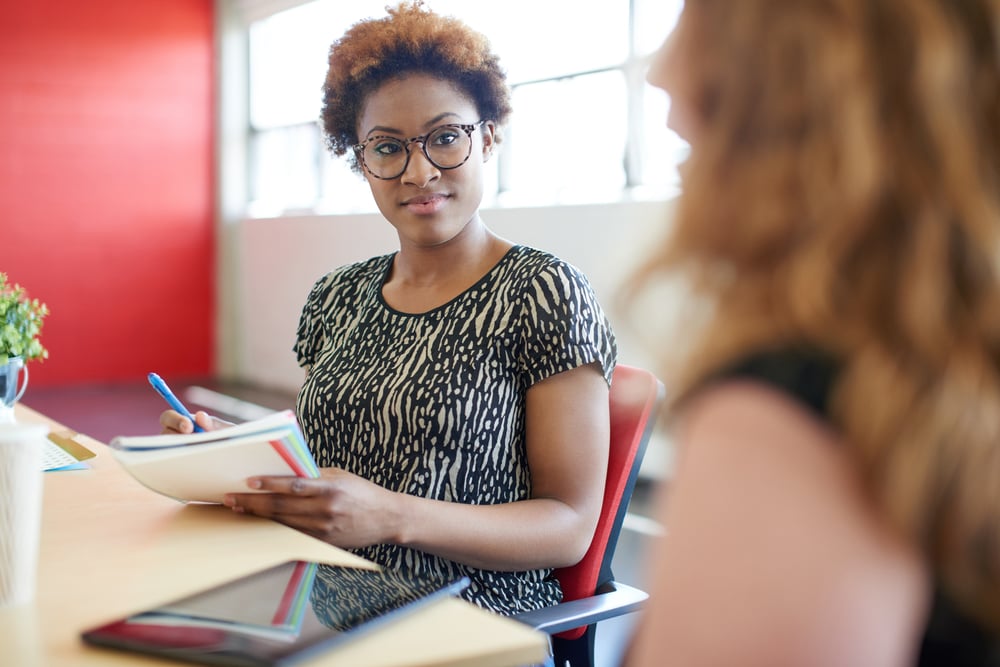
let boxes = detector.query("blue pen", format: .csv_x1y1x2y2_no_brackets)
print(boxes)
147,373,205,432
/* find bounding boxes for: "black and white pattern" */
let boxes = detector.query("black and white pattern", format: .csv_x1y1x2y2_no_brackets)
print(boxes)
293,245,617,614
309,564,459,632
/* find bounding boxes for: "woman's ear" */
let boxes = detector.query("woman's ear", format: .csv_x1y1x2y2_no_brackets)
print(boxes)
482,121,498,161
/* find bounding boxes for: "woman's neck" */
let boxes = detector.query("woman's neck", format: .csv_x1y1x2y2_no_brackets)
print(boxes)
392,219,510,287
384,220,514,313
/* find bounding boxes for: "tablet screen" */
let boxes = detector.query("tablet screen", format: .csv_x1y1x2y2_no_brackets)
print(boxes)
81,561,470,667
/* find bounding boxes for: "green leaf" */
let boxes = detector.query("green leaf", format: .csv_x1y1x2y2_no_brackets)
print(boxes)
0,272,49,363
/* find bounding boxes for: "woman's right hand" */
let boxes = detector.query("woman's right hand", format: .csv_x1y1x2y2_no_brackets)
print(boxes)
159,410,231,434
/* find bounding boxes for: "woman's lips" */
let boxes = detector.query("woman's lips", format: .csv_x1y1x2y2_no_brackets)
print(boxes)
403,193,448,215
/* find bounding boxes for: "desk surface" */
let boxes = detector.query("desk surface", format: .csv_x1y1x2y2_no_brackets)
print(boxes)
0,405,547,667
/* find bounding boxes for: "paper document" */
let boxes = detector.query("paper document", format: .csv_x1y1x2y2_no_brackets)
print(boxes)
43,432,96,472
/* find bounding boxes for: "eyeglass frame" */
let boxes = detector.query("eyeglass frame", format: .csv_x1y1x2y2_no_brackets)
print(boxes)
353,120,489,180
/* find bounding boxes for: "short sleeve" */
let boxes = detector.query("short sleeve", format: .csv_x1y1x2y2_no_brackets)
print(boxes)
516,259,617,387
293,277,330,369
292,255,392,370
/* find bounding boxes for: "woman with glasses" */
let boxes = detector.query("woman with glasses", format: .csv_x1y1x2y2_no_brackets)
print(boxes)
163,1,616,619
628,0,1000,665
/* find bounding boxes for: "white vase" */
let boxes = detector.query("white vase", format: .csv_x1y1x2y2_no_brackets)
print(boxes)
0,358,28,424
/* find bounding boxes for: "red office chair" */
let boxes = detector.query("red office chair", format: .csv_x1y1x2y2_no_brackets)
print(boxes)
514,364,665,667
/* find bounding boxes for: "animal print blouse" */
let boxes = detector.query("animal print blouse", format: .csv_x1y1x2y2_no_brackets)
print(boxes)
293,245,617,614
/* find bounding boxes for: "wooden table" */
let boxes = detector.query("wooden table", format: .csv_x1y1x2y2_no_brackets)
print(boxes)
0,405,548,667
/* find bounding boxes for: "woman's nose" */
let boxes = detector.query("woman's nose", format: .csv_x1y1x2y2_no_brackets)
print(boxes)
400,142,440,187
647,32,676,92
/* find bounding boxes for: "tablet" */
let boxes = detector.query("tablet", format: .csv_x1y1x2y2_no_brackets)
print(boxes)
81,561,470,666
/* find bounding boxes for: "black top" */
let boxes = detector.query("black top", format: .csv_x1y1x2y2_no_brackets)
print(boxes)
715,349,1000,667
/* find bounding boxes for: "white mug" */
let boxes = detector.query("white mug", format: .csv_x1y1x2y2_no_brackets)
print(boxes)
0,422,48,607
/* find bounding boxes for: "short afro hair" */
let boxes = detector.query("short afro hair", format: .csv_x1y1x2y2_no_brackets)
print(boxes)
321,1,513,174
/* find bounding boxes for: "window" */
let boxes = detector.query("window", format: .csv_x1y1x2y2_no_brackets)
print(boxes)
239,0,686,217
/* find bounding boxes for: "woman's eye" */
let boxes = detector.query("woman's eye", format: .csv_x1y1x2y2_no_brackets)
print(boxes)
373,140,403,157
432,130,460,146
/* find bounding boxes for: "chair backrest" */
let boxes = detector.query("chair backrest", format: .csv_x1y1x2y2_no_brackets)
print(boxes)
552,364,665,640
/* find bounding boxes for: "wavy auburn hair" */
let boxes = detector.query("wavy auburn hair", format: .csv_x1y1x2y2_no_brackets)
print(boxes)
640,0,1000,628
320,1,512,174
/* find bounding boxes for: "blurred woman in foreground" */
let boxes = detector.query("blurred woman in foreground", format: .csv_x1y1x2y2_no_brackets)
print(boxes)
629,1,1000,664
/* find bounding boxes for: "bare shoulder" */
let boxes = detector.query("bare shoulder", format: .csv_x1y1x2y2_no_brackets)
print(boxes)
682,378,836,456
628,380,930,667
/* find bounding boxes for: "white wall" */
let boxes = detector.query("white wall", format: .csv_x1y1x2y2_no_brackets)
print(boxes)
225,198,678,478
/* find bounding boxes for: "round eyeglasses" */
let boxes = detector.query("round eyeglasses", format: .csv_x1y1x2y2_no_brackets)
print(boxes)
354,120,487,180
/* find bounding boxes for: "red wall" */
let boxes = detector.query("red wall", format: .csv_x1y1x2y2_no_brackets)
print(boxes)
0,0,215,387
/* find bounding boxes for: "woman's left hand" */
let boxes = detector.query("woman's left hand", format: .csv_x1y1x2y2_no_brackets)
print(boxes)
223,468,403,548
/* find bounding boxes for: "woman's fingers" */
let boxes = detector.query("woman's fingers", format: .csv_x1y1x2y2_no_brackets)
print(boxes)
159,409,194,434
160,409,229,434
222,471,397,548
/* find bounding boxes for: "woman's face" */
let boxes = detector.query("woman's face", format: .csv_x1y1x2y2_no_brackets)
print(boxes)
647,9,700,144
356,74,495,250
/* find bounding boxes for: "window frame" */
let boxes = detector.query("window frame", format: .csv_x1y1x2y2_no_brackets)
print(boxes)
225,0,683,219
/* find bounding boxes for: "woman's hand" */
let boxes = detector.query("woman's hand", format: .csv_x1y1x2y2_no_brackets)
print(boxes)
159,409,232,434
222,468,404,549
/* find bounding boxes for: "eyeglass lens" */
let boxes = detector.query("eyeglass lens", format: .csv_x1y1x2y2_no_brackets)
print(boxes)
361,125,475,179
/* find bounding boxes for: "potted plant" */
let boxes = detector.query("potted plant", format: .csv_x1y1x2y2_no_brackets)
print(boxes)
0,273,49,419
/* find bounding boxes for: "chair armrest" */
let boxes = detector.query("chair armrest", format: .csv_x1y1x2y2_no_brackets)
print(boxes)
511,581,648,635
